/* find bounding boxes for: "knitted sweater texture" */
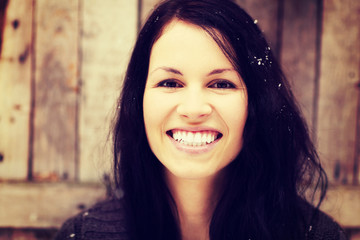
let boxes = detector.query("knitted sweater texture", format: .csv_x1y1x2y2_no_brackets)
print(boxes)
54,198,347,240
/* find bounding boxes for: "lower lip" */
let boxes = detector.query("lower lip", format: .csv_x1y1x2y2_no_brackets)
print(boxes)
168,135,220,154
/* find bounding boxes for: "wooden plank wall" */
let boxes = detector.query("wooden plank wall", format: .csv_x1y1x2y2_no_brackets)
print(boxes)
317,0,360,185
0,0,359,239
33,0,79,181
0,0,136,237
281,0,318,132
0,0,136,182
79,0,137,182
0,0,32,180
0,182,106,228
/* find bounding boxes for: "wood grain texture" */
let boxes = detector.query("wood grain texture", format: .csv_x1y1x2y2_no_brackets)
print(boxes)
320,186,360,228
0,0,10,55
356,98,360,184
317,0,360,184
140,0,160,25
0,0,33,180
78,0,137,182
33,0,79,181
0,229,57,240
280,0,317,132
236,0,279,54
0,183,106,228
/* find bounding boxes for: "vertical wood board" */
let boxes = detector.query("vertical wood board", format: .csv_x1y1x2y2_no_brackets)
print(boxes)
141,0,160,25
79,0,137,182
356,93,360,184
33,0,79,181
280,0,317,133
0,0,33,180
317,0,360,184
236,0,279,54
0,0,10,55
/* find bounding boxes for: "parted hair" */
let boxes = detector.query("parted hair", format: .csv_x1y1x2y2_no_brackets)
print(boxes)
113,0,327,239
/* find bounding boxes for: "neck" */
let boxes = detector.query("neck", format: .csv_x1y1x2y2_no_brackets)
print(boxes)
165,171,225,240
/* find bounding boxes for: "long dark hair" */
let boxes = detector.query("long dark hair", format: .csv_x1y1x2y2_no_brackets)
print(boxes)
113,0,327,239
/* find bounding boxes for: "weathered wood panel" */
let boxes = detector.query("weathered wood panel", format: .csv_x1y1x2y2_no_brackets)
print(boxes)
0,0,33,180
317,0,360,184
0,228,57,240
140,0,159,25
33,0,79,181
236,0,279,55
79,0,137,182
0,183,106,228
356,96,360,184
0,0,9,54
320,186,360,228
280,0,318,132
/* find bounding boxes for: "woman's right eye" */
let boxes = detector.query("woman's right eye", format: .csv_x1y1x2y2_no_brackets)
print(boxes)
157,79,183,88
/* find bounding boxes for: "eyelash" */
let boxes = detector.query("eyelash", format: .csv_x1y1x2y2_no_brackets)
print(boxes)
156,79,236,89
157,79,183,88
208,80,236,89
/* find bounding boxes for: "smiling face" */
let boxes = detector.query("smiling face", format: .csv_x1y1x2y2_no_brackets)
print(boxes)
143,19,248,179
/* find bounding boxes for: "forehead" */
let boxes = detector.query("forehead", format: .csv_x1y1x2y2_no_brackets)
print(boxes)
149,19,233,70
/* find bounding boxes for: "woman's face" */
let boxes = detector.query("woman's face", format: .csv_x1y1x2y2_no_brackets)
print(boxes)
143,19,248,179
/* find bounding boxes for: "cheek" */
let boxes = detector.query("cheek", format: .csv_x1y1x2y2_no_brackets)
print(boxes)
215,94,248,135
223,96,248,161
232,105,248,134
143,91,178,161
143,92,162,154
143,92,160,132
143,91,176,135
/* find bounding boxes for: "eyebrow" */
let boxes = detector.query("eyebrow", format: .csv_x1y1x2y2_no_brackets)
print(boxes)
150,67,235,76
150,67,183,76
206,68,235,76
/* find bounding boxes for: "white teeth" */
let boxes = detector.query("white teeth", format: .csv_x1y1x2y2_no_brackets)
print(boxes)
194,132,201,146
181,131,186,141
171,130,219,146
188,132,194,144
201,134,207,144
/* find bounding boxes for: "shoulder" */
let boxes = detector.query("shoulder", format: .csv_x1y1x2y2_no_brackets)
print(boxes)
300,200,348,240
54,198,129,240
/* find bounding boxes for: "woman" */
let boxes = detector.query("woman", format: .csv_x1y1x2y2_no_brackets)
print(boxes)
55,0,346,239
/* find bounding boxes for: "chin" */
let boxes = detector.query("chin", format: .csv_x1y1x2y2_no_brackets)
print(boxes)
164,164,222,180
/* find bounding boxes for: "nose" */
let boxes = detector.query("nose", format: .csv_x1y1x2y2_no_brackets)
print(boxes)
176,90,212,121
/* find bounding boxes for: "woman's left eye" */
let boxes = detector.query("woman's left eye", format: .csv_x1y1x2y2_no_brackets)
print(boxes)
156,79,183,88
208,80,236,89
